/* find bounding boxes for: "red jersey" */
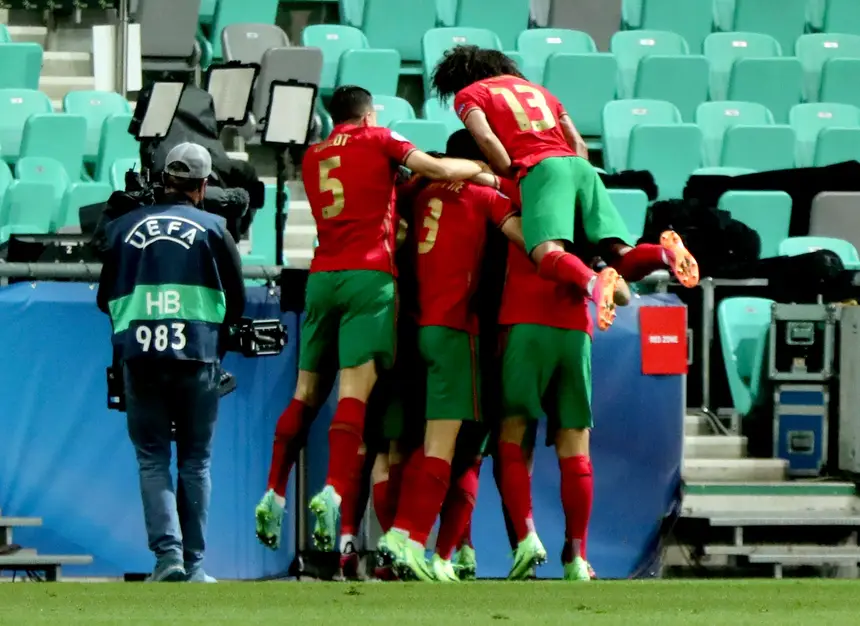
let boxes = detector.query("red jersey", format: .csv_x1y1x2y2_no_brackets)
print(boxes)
413,180,516,334
302,124,416,274
454,75,575,179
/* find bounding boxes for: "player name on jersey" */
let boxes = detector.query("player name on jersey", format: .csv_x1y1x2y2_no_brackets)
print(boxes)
125,216,206,250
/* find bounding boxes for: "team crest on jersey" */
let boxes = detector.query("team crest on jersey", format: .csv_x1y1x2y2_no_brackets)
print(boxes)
125,215,205,250
457,103,466,115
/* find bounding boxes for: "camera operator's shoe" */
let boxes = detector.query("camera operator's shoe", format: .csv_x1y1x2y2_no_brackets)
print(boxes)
186,566,217,583
218,370,237,398
255,489,284,551
147,559,186,582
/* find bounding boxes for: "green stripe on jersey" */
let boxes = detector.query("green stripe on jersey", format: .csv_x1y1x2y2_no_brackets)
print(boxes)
108,283,226,333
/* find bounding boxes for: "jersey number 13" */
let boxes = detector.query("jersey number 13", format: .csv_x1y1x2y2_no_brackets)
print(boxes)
490,85,557,132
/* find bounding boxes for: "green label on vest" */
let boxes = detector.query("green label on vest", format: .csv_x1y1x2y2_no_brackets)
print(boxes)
108,284,227,333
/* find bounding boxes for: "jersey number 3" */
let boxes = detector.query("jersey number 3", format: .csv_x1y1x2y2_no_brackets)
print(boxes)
490,85,556,132
418,198,443,254
319,156,345,219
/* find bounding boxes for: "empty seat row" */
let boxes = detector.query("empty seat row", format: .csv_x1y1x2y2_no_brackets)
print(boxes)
0,42,43,91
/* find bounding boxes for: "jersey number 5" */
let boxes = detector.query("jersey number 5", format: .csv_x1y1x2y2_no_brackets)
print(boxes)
490,85,556,133
319,156,344,219
418,198,443,254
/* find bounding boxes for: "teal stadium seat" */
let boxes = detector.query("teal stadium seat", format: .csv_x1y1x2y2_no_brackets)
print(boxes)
696,101,774,167
717,296,772,418
808,0,826,32
436,0,456,27
633,55,709,122
607,188,648,239
692,166,757,176
515,29,596,84
0,89,52,161
813,127,860,167
423,97,463,136
718,191,792,258
505,51,524,72
819,59,860,108
727,58,803,122
63,90,131,163
703,32,782,101
621,0,643,29
0,24,10,43
601,99,682,173
364,0,437,63
626,124,702,199
789,103,860,167
302,25,370,94
422,27,502,92
779,235,860,267
730,0,807,55
340,0,365,28
823,0,860,38
208,0,279,59
59,182,112,229
795,34,860,102
95,115,139,183
454,0,530,50
720,125,796,171
0,43,43,90
0,181,58,241
0,160,11,196
15,156,70,205
610,30,689,99
109,158,140,191
372,95,416,127
198,0,217,26
544,54,617,137
636,0,714,52
20,114,87,181
339,49,401,96
389,120,448,153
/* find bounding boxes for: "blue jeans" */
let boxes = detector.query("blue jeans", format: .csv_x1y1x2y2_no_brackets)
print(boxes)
124,360,220,571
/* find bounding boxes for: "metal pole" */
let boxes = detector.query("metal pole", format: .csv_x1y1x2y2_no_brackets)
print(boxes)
0,263,284,281
115,0,130,97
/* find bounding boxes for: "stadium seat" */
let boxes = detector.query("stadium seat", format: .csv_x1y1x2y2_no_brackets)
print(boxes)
819,59,860,108
0,89,52,161
389,120,449,153
20,114,87,181
0,43,43,90
422,28,503,91
717,296,772,418
544,54,616,138
633,55,708,122
730,0,807,55
0,24,9,43
727,58,803,122
809,191,860,253
515,28,597,84
602,99,682,173
720,125,796,171
454,0,530,50
789,103,860,167
59,182,112,229
610,30,689,98
423,97,463,136
199,0,217,26
94,115,139,183
822,0,860,38
109,158,140,192
221,23,290,64
636,0,714,52
0,181,59,240
779,235,860,267
621,0,643,29
0,160,12,198
364,0,438,63
436,0,456,27
15,156,70,204
703,32,782,101
796,34,860,102
373,95,416,127
692,166,757,176
338,49,401,96
696,101,774,167
627,124,702,199
607,188,648,239
505,50,524,72
813,127,860,167
302,25,370,94
340,0,365,27
208,0,279,59
63,91,132,163
718,191,792,258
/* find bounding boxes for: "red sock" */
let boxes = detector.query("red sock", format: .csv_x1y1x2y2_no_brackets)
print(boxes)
392,454,452,546
559,455,593,561
373,479,392,532
266,399,314,497
340,449,366,537
537,250,595,293
383,461,404,532
612,244,665,282
497,442,534,543
459,519,473,548
326,398,367,498
435,461,481,559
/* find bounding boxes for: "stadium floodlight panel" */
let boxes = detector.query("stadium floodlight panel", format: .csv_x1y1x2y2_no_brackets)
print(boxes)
136,81,185,140
207,63,258,125
262,81,317,147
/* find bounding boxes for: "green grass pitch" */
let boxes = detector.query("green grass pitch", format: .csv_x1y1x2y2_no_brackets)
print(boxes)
2,580,859,625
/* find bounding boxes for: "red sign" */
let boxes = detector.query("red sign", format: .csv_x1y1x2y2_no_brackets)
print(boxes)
639,306,688,375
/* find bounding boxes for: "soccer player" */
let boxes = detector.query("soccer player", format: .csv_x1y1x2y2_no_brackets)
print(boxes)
255,86,486,552
431,45,699,329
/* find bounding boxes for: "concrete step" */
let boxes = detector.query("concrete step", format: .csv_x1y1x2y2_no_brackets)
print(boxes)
42,50,91,77
284,224,317,250
684,413,710,436
7,25,47,46
39,75,95,102
684,435,747,460
285,248,312,269
286,202,316,228
683,482,860,517
706,544,860,557
706,513,860,527
683,458,787,483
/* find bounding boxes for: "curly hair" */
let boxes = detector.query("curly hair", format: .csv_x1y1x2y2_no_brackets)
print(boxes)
431,45,525,100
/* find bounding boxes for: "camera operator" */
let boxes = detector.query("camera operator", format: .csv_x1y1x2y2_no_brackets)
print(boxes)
96,142,245,583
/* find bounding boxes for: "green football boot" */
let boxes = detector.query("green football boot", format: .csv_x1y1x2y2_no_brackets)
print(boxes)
254,489,284,550
453,544,477,580
377,529,409,568
507,532,547,580
308,485,340,551
430,554,459,582
563,556,593,581
397,540,434,582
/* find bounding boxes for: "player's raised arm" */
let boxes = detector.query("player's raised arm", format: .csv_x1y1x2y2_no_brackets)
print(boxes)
461,109,513,177
403,150,484,181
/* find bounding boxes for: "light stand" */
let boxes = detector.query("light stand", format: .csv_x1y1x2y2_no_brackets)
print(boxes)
128,80,186,182
205,61,260,131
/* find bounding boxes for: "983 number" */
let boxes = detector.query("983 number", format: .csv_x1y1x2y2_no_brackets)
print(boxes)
135,323,187,352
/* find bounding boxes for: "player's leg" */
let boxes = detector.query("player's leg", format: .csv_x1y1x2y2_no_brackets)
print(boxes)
309,270,397,551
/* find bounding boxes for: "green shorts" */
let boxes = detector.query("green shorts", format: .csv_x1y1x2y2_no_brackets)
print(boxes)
519,156,632,254
298,270,397,372
419,326,481,422
502,324,593,430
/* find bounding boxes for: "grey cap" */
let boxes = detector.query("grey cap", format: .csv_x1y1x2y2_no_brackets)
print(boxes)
164,142,212,180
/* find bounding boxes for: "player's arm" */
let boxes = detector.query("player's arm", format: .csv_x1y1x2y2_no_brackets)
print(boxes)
559,113,589,160
403,150,484,181
500,216,525,251
485,189,525,252
462,109,513,177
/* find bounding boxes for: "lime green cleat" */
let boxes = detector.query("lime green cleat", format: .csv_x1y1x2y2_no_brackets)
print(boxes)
377,529,408,568
507,532,547,580
563,556,592,581
308,485,340,551
430,554,459,582
398,540,435,582
255,489,284,550
453,545,477,580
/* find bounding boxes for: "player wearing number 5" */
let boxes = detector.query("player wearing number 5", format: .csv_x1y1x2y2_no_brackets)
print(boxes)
97,143,246,583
